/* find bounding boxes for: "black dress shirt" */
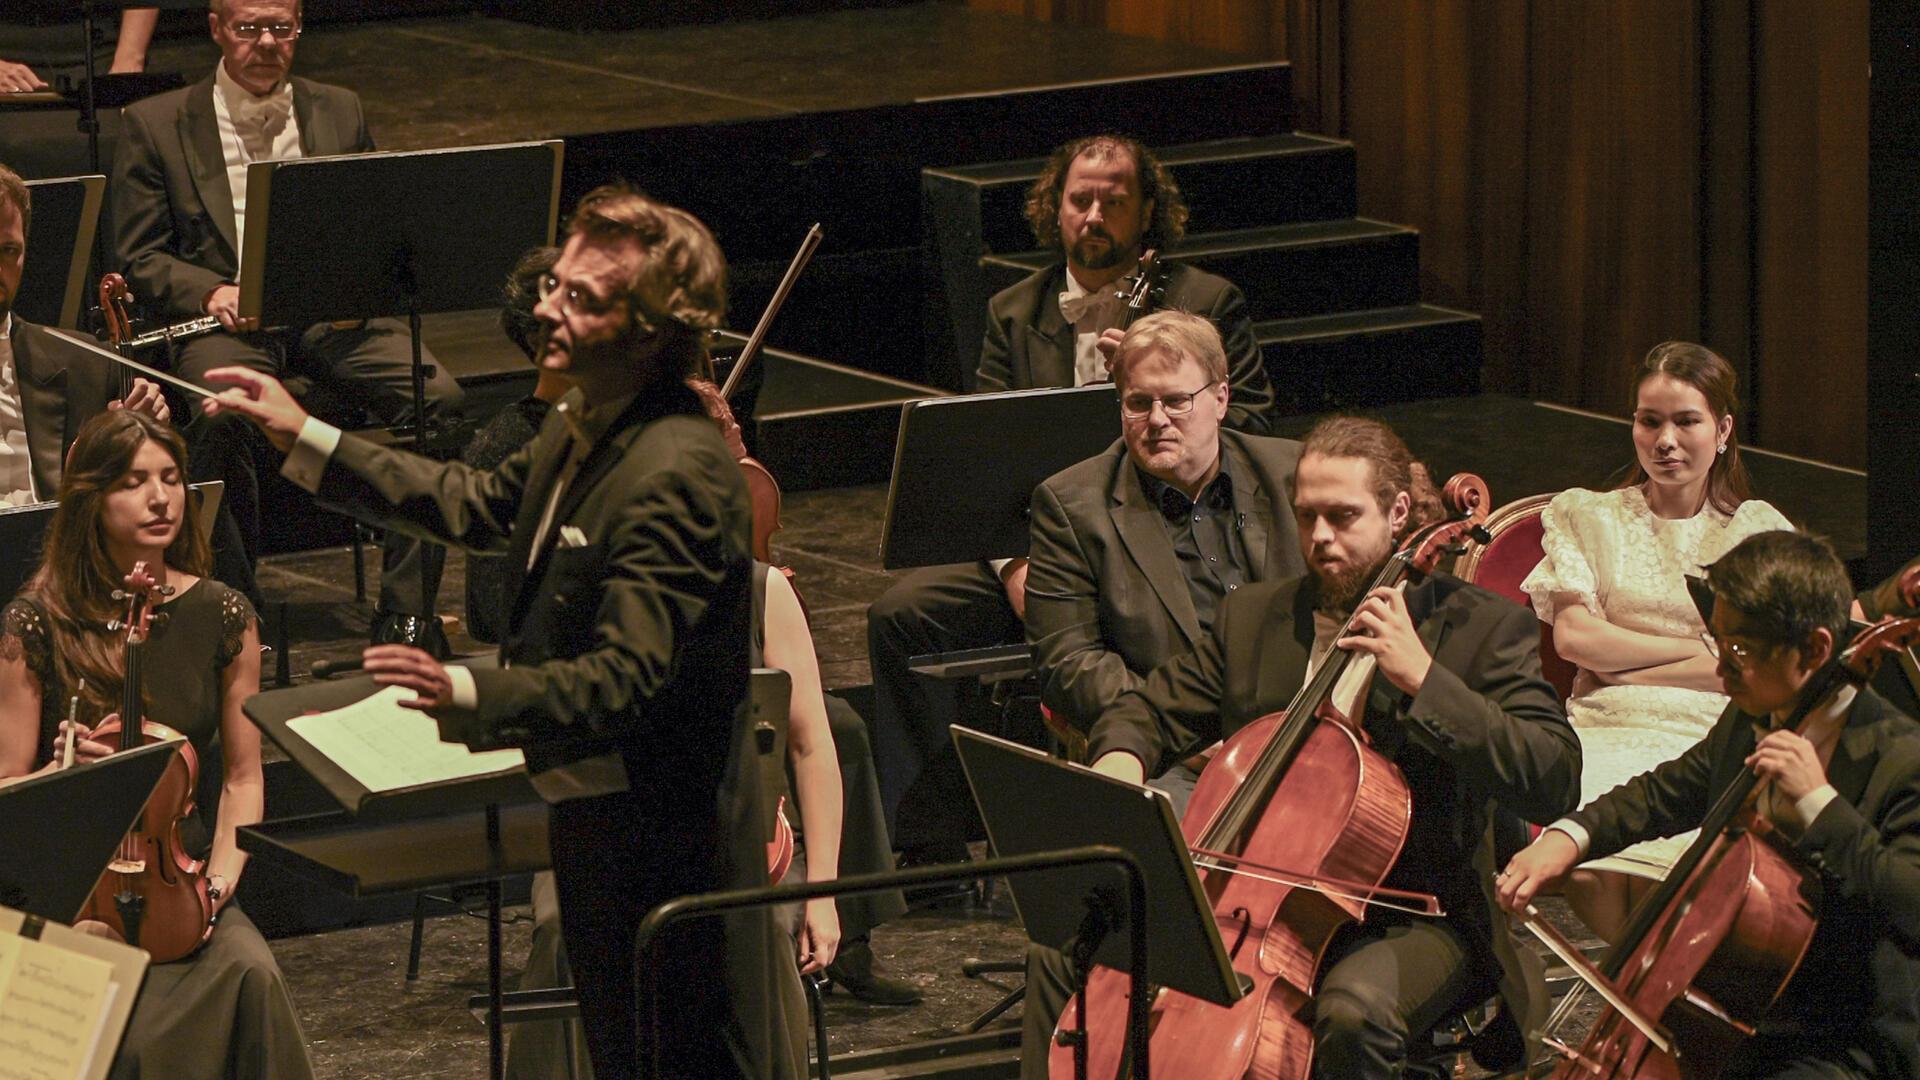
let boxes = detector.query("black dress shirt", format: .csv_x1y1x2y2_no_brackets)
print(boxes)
1136,450,1252,634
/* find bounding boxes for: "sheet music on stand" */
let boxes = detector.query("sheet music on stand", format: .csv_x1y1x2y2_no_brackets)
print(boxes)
0,905,149,1080
244,661,538,822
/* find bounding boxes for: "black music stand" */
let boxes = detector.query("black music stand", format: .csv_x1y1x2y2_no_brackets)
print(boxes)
0,740,178,922
237,667,791,1080
956,727,1238,1079
19,173,104,329
233,141,561,620
72,0,202,173
880,384,1121,570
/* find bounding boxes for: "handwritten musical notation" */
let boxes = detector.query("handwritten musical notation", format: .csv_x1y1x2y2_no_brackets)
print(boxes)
0,933,118,1080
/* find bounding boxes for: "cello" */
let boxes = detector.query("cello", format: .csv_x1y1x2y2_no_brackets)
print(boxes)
75,561,216,961
1516,610,1920,1078
1053,474,1491,1080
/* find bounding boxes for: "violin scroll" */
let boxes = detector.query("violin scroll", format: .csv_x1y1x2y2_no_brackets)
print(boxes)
99,273,135,348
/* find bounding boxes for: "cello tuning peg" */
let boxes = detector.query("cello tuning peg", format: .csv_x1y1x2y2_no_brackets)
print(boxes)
107,619,124,632
111,589,130,601
157,585,176,596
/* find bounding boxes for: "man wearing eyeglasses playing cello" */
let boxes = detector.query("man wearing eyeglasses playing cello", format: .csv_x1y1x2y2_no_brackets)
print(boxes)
1498,530,1920,1080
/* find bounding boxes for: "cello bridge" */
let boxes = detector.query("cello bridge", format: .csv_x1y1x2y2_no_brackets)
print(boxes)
107,857,147,874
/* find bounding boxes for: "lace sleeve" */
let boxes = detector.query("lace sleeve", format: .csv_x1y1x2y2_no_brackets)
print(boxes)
1,599,53,684
1522,490,1603,625
216,587,259,670
1713,499,1796,561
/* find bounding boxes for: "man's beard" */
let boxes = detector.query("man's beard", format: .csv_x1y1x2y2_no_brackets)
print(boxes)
1070,231,1131,271
1313,550,1393,614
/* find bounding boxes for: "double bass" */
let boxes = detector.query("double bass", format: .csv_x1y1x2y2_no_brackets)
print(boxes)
1053,474,1491,1080
1517,607,1920,1078
75,562,216,961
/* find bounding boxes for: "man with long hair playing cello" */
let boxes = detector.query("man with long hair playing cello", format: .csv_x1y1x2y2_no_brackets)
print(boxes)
1498,530,1920,1079
1035,416,1580,1078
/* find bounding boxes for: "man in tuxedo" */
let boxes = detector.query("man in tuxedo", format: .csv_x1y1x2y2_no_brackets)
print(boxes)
111,0,462,650
202,186,781,1080
0,163,170,503
1020,416,1580,1079
1499,530,1920,1079
1024,310,1305,809
975,133,1275,432
867,136,1281,856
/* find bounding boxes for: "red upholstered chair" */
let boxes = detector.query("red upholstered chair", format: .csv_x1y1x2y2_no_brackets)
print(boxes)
1454,492,1579,702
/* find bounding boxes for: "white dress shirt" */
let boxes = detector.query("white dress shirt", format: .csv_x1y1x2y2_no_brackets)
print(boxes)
0,315,38,506
1058,268,1126,388
212,61,302,281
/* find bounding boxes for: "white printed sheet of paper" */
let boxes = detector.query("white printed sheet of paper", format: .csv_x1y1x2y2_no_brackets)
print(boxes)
0,932,117,1080
287,685,526,794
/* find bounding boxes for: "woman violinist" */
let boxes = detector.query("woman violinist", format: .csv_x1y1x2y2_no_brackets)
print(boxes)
0,409,314,1080
1499,530,1920,1079
1521,342,1791,941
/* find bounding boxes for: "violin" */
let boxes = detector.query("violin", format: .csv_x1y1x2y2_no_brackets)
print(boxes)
1519,614,1920,1078
1115,248,1164,332
1053,474,1492,1080
75,562,215,961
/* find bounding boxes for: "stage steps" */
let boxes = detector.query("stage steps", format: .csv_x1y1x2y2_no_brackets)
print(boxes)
921,126,1484,409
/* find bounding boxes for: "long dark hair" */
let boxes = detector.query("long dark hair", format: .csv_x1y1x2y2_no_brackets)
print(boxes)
23,410,209,718
1025,134,1189,253
1612,341,1752,516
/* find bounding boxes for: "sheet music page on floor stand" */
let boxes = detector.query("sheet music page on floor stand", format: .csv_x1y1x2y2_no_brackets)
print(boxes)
287,686,527,794
0,910,147,1080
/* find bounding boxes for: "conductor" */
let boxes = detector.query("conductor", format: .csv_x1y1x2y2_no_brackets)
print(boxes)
199,185,780,1079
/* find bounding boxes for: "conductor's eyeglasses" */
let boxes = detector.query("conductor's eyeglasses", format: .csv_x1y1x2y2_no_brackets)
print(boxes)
228,21,301,41
1121,381,1219,419
538,273,627,321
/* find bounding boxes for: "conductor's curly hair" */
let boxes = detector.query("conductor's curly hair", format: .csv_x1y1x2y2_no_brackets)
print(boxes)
566,183,728,380
1024,134,1189,253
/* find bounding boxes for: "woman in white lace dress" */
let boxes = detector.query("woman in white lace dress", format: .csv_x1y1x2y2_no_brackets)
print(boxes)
1522,341,1791,942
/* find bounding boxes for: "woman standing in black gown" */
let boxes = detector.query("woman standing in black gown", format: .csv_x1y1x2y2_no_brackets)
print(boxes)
0,409,312,1079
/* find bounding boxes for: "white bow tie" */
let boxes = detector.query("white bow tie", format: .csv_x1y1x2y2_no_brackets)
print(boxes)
233,88,293,133
1059,288,1118,325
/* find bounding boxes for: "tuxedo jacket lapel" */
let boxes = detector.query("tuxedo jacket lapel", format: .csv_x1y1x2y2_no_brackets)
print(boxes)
1025,268,1076,388
179,77,239,264
11,327,70,497
1253,579,1315,717
1108,464,1202,647
504,413,578,625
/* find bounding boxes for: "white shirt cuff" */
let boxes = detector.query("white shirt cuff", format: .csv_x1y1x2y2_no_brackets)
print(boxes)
1795,783,1840,830
1545,818,1591,857
446,664,479,711
279,415,342,493
988,557,1014,578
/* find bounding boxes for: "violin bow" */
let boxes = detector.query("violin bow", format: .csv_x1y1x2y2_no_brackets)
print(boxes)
719,223,825,401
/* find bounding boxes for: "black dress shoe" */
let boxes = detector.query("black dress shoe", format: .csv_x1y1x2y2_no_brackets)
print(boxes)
824,937,923,1006
370,610,451,660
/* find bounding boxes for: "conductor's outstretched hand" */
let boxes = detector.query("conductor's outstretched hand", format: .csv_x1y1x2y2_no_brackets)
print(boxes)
200,366,311,454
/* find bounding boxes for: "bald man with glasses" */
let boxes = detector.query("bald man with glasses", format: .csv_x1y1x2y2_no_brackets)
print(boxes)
111,0,464,650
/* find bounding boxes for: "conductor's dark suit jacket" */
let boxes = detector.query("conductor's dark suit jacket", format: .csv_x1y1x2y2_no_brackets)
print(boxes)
10,316,117,496
975,261,1277,435
1087,573,1581,1047
301,380,781,1076
113,75,373,320
1570,687,1920,1077
1025,429,1306,735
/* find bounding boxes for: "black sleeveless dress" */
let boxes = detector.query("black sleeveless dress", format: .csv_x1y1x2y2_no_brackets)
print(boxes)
2,579,315,1080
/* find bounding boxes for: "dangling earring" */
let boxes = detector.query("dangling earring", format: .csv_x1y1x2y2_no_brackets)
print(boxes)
1716,443,1727,455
